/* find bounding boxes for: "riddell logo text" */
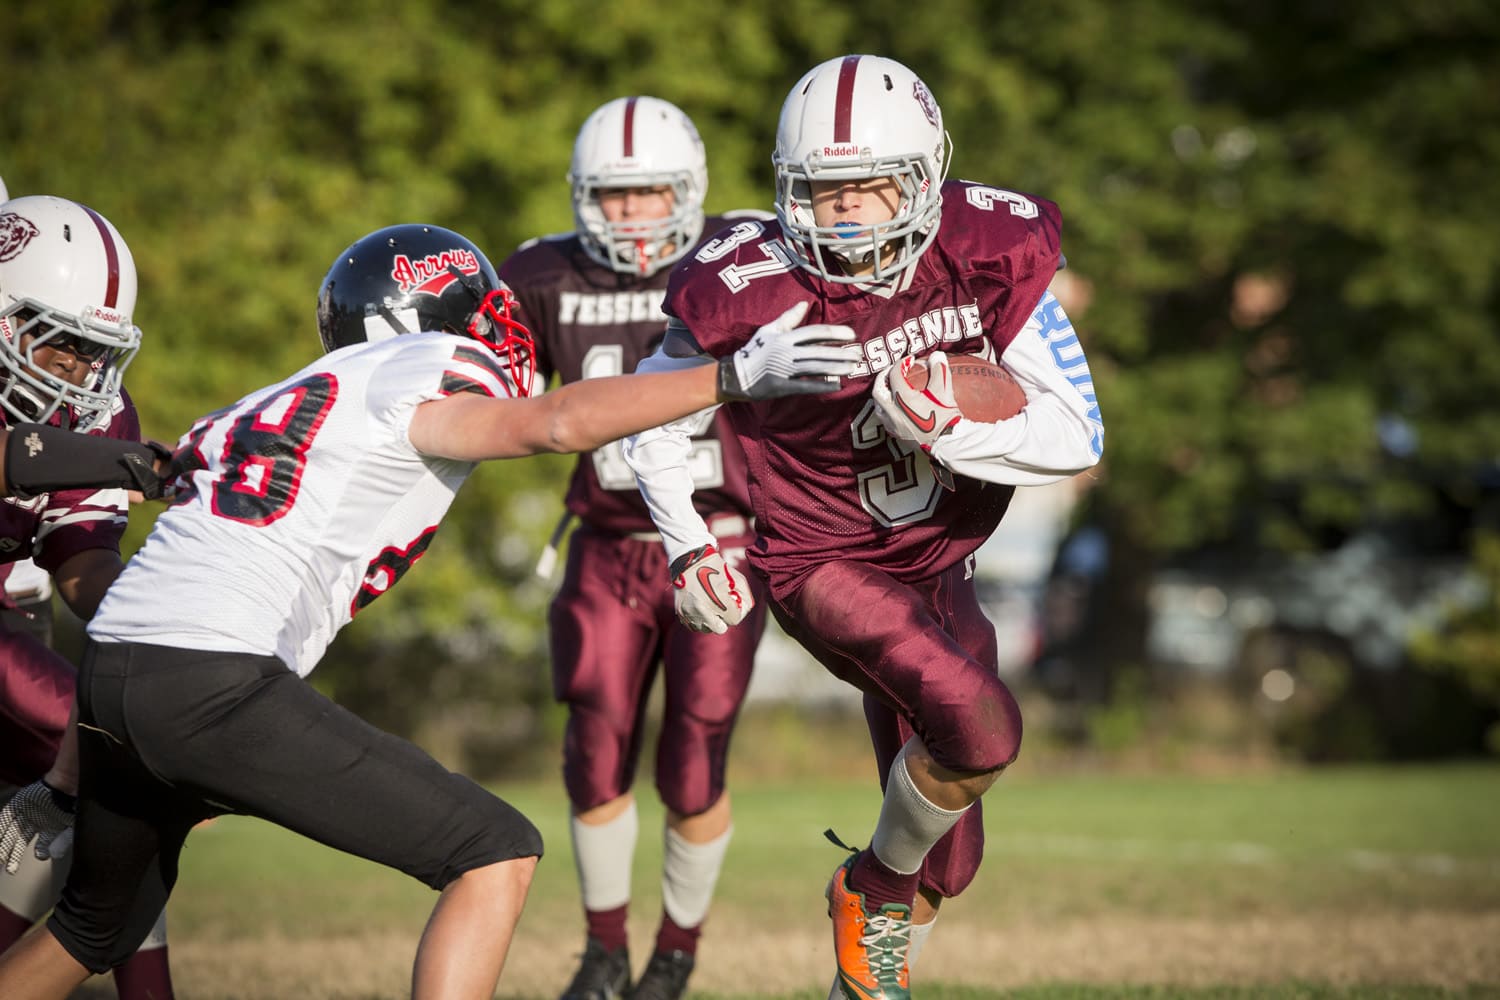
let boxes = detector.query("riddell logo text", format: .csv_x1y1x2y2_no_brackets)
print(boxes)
390,249,480,297
86,305,127,325
822,144,862,157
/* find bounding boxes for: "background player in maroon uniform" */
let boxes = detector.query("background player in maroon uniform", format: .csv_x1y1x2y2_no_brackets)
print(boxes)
500,95,769,1000
0,193,176,999
625,56,1106,1000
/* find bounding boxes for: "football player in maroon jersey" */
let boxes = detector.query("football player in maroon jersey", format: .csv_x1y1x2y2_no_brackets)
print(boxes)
499,96,770,1000
625,56,1105,1000
0,191,176,1000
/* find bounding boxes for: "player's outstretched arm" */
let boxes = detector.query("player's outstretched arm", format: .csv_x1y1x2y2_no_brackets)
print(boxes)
0,424,176,500
411,306,857,462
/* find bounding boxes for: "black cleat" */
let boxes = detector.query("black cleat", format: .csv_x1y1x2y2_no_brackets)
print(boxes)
560,937,631,1000
629,949,695,1000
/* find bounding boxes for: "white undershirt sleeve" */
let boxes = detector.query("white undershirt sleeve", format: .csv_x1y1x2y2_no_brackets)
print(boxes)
623,342,720,566
929,291,1105,485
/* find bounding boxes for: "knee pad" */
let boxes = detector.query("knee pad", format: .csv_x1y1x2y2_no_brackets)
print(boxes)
48,892,168,974
934,678,1023,773
656,717,732,817
430,781,545,891
562,704,636,811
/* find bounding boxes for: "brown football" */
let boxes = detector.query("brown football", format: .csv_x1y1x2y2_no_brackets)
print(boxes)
905,354,1026,423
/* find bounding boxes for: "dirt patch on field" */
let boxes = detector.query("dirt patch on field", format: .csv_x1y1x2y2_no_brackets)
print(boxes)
76,910,1499,998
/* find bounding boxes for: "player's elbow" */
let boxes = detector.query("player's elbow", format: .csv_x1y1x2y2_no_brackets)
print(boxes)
537,403,596,455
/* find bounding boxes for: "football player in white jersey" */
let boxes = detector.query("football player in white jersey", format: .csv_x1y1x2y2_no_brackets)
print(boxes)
0,222,859,1000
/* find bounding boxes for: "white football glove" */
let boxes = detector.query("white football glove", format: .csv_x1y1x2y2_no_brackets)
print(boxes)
718,301,859,401
871,352,964,451
872,352,961,491
0,780,75,875
670,543,752,634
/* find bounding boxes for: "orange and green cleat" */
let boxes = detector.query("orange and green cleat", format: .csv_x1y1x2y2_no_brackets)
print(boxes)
825,852,912,1000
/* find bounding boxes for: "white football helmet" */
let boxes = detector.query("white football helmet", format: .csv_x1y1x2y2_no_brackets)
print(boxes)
773,55,950,284
0,176,8,202
569,96,708,277
0,195,141,430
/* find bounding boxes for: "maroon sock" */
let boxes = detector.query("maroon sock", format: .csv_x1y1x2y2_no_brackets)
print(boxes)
0,906,33,951
110,946,177,1000
653,910,701,956
585,903,630,952
848,849,919,912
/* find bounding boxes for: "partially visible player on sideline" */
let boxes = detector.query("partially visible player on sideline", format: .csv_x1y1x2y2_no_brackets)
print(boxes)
0,221,859,1000
0,190,176,1000
499,96,768,1000
624,56,1104,1000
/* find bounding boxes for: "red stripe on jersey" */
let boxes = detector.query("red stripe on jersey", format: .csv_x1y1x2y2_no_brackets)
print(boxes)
440,342,507,398
834,55,861,144
622,96,638,157
78,204,121,308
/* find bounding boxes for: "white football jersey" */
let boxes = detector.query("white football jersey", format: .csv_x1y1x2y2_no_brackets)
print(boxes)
90,333,519,677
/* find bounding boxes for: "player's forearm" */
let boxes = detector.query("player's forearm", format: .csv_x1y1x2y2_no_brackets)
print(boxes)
542,367,721,454
623,426,716,565
933,291,1104,483
44,703,81,796
0,424,171,499
54,548,125,621
413,366,722,461
933,403,1102,484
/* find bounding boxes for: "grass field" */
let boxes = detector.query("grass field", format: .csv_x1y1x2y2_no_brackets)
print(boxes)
73,755,1500,999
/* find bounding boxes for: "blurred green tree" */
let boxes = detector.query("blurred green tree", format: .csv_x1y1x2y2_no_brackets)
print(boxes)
5,0,1496,768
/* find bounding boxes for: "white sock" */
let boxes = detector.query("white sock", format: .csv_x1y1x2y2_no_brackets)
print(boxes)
661,823,732,929
571,800,638,911
826,913,937,998
870,739,970,875
907,915,937,970
137,908,169,951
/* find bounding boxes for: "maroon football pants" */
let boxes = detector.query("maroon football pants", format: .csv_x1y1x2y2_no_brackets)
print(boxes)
548,525,765,817
770,556,1020,897
0,624,75,786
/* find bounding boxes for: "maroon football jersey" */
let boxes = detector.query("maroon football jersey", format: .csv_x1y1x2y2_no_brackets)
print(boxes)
499,216,755,536
0,386,140,572
664,181,1063,596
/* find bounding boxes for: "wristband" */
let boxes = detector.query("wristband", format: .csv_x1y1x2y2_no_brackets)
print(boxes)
715,356,744,401
669,543,718,581
42,780,77,814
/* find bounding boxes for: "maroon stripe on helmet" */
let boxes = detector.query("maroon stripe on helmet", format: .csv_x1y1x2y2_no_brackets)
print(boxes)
622,96,638,157
834,55,862,144
78,203,121,308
